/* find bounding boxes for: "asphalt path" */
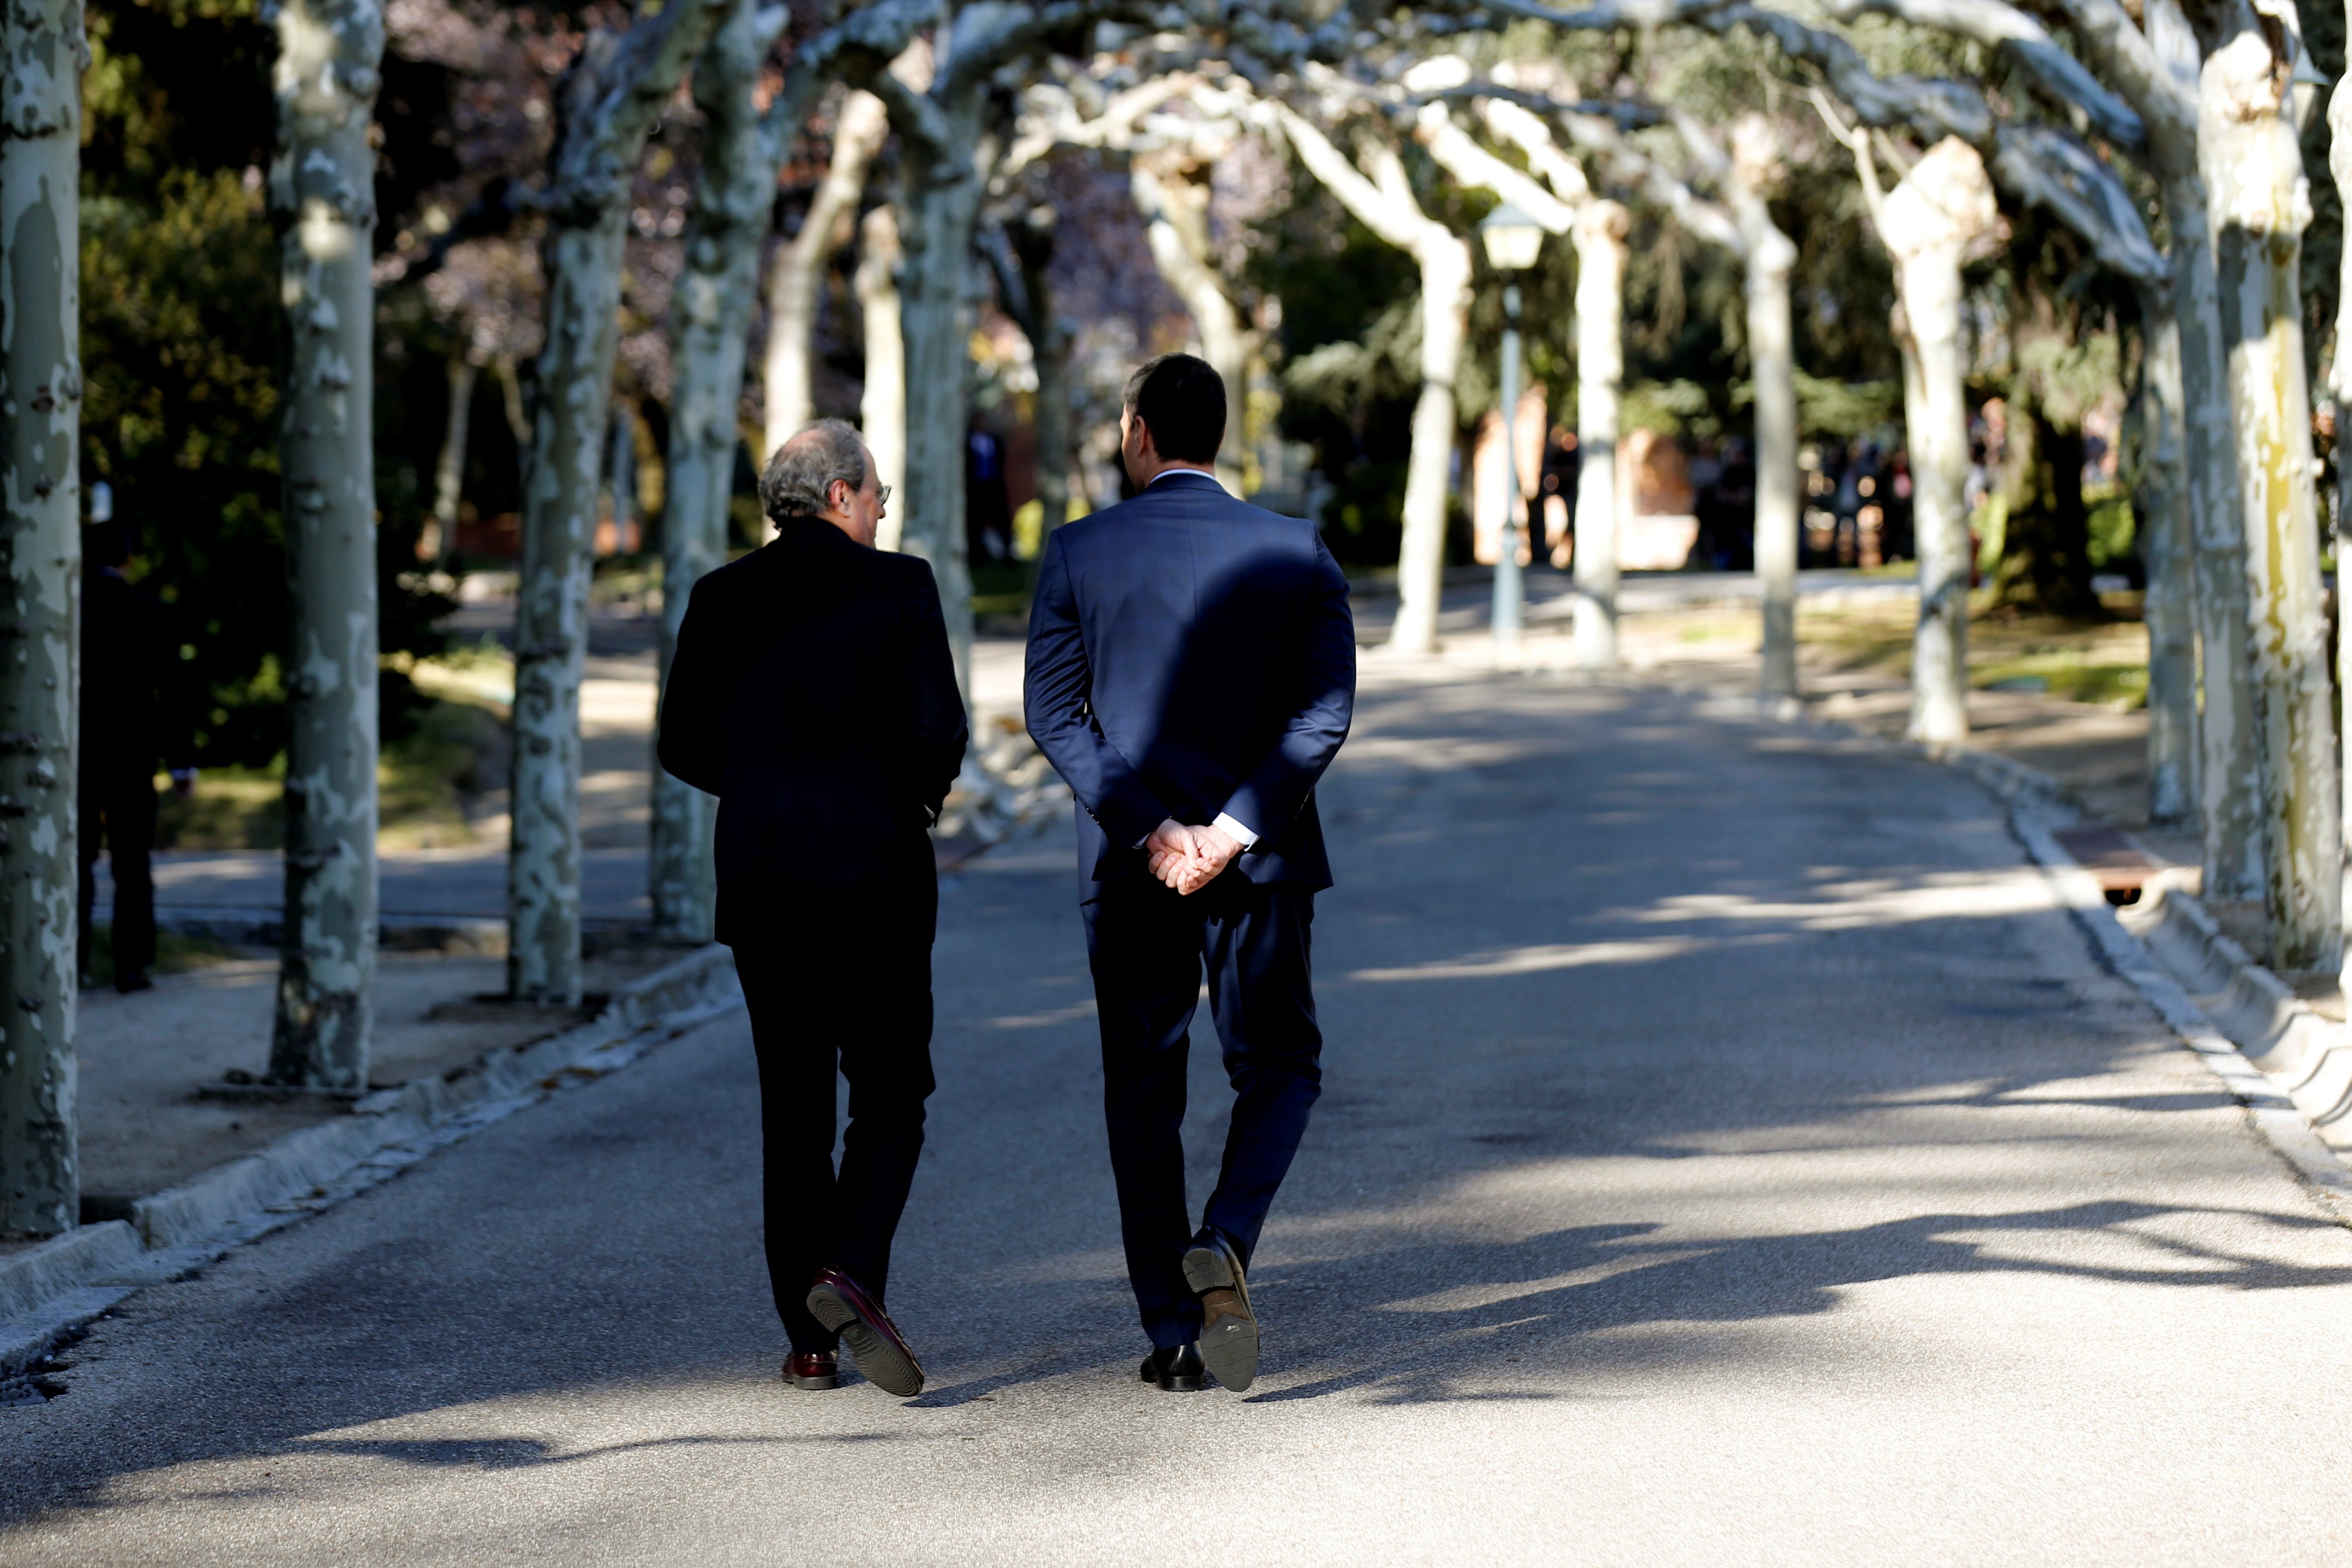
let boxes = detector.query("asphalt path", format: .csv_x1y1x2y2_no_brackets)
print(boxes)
10,664,2352,1564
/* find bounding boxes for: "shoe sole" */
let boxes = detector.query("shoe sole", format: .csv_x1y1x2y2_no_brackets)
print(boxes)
1183,1241,1259,1392
807,1286,925,1397
788,1371,840,1391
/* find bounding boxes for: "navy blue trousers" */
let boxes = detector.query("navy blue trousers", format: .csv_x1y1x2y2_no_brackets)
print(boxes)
1082,875,1324,1349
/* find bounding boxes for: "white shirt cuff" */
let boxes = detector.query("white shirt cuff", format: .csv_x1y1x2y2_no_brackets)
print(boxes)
1212,811,1258,849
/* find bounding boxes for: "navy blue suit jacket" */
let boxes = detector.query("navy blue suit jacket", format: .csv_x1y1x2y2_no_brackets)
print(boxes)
1024,470,1356,896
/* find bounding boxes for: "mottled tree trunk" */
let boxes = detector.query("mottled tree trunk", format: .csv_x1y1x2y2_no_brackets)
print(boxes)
510,3,721,1004
1572,202,1628,671
1133,158,1250,494
1393,235,1472,658
2136,292,2200,828
511,212,623,1004
1271,105,1467,658
1737,209,1799,698
427,352,473,564
1997,399,2097,616
2161,167,2267,900
1012,214,1073,554
2328,75,2352,972
762,88,888,462
652,0,772,946
894,109,987,696
267,0,382,1089
857,204,906,553
2203,21,2338,968
987,205,1072,573
1879,140,1996,747
0,0,85,1235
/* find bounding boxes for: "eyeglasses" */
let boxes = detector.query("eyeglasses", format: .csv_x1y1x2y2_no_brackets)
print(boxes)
876,485,892,505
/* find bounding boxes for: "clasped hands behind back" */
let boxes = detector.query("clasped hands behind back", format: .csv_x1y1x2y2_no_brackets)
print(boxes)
1145,818,1241,896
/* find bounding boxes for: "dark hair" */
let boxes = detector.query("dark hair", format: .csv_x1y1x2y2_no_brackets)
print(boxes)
1122,353,1225,465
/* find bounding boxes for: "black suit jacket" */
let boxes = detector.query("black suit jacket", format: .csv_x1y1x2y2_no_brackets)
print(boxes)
1024,471,1356,897
657,515,968,941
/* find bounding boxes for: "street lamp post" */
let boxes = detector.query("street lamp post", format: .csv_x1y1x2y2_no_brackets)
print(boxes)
1480,205,1544,664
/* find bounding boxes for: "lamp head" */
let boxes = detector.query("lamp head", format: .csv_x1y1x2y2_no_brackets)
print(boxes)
1480,202,1544,272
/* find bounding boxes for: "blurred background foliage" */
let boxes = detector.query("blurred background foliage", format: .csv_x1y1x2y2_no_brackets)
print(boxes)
81,0,458,771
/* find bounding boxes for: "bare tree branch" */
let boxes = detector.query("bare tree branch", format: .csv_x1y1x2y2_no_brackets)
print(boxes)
1818,0,2146,149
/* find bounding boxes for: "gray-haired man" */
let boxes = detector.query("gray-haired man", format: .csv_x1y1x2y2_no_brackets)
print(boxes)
659,419,968,1398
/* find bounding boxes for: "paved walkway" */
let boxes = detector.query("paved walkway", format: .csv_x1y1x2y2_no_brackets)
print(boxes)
14,657,2352,1564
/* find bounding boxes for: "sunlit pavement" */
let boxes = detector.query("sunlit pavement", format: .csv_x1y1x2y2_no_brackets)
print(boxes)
10,663,2352,1566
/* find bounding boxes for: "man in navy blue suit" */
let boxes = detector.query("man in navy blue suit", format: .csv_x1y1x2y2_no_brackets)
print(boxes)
1025,353,1356,1394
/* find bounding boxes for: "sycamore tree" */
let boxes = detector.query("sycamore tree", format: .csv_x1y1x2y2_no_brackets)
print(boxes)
0,0,86,1234
508,0,727,1003
653,0,936,946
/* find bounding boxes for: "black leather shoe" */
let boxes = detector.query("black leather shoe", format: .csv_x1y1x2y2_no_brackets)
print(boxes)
1184,1229,1259,1392
1140,1342,1205,1392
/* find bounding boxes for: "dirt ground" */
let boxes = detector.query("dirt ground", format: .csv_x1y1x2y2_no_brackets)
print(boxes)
72,944,687,1207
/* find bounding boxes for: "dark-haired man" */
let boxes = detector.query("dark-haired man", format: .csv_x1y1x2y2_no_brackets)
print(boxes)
1024,353,1357,1394
659,419,967,1400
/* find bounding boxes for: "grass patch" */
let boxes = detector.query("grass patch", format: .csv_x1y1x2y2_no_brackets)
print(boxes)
1797,599,2151,708
1677,621,1752,643
380,700,506,850
158,765,283,849
970,560,1030,620
1974,649,2149,708
157,691,507,851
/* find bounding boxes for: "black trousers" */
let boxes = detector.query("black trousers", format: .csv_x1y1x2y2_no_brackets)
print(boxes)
1083,874,1323,1349
79,770,157,982
730,878,938,1356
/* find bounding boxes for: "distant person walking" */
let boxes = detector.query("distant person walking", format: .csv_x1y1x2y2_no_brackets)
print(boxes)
1024,353,1357,1393
78,510,195,993
657,420,967,1398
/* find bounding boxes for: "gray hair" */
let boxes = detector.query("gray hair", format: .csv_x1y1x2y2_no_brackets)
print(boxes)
759,418,869,522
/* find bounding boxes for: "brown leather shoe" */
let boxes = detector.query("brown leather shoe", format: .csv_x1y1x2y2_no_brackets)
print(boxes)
784,1352,839,1390
806,1268,925,1397
1184,1230,1259,1392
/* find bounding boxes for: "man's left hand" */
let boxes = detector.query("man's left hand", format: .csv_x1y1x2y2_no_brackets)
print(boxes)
1173,823,1242,896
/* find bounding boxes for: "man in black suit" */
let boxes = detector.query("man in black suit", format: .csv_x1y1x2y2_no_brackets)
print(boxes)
1025,354,1356,1394
658,419,967,1399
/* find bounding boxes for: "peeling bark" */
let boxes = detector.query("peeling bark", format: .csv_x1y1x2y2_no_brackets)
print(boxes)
2038,0,2262,892
762,88,888,462
1572,201,1628,671
0,0,86,1234
1873,139,1995,746
510,0,722,1004
2136,289,2200,827
894,125,986,696
652,0,781,946
2202,15,2338,967
266,0,383,1089
2328,74,2352,971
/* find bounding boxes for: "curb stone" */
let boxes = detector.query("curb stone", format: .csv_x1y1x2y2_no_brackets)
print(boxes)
0,943,745,1379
